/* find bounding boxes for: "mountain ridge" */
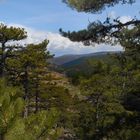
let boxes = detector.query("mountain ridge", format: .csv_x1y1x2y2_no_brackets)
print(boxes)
51,51,120,66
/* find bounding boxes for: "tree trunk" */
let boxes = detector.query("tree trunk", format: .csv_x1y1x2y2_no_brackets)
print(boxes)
0,133,5,140
0,43,6,77
23,66,29,118
35,82,39,113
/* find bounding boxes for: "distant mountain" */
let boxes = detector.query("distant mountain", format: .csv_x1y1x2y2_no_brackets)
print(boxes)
51,51,119,66
51,51,121,85
50,54,83,65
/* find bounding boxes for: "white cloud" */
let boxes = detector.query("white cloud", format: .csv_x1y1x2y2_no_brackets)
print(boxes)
7,23,123,56
119,16,132,23
108,12,132,24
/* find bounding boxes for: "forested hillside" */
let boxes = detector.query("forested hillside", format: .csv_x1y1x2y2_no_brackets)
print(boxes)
51,51,117,65
0,0,140,140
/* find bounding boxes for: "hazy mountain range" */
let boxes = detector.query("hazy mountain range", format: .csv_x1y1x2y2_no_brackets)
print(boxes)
51,51,120,66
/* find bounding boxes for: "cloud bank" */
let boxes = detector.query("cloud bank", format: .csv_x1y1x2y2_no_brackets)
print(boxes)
7,23,123,56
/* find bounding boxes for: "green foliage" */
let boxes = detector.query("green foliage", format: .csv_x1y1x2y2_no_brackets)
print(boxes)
59,4,140,139
5,109,61,140
61,0,140,46
4,33,76,139
64,44,140,139
0,79,24,139
60,53,116,85
63,0,134,13
0,23,27,42
25,109,61,140
0,23,27,77
0,9,140,139
78,74,125,139
60,19,140,46
0,79,62,140
0,24,74,139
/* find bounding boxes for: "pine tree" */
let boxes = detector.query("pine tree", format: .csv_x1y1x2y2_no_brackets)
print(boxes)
7,40,52,116
63,0,134,13
0,79,24,140
0,79,62,140
0,23,27,77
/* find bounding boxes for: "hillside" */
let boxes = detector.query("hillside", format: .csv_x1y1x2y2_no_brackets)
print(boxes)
51,51,119,66
61,52,112,68
51,51,121,84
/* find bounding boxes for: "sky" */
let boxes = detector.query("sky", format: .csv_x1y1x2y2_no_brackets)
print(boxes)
0,0,140,56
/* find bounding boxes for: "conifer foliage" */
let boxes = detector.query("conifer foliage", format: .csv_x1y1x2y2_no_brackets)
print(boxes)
0,24,74,140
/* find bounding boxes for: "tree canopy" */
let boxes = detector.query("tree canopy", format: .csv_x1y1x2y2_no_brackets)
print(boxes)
61,0,140,47
63,0,135,13
0,1,140,139
0,24,27,77
59,1,140,139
